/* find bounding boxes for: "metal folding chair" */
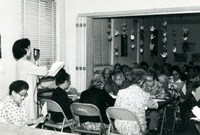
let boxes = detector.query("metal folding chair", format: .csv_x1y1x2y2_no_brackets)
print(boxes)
40,99,73,132
106,107,146,135
70,102,106,135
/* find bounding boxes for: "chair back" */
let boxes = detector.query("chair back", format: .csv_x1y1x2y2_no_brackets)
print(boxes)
70,102,105,135
40,99,73,132
106,107,144,135
40,99,65,114
71,103,101,117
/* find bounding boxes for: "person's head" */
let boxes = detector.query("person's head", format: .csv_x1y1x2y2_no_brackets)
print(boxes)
121,64,130,73
102,67,112,81
140,61,149,71
171,65,182,81
180,73,189,86
90,75,105,89
161,63,171,76
124,68,132,82
189,61,194,67
9,80,29,104
145,72,156,87
93,70,103,78
114,71,125,86
12,38,31,60
114,63,121,73
193,65,200,77
55,68,71,90
186,66,194,79
158,74,168,85
132,62,139,69
158,74,168,92
130,68,146,86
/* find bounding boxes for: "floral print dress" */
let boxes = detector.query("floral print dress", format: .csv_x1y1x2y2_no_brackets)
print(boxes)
0,95,29,126
114,85,158,135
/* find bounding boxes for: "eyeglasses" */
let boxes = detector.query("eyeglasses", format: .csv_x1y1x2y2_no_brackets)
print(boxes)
17,92,28,98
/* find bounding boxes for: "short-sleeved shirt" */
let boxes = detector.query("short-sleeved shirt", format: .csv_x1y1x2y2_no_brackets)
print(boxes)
0,95,29,126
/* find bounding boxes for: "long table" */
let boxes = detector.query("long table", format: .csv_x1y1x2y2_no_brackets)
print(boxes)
0,123,76,135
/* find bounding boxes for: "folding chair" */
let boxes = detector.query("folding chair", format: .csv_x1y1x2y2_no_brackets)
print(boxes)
70,102,106,135
40,99,73,132
106,107,146,135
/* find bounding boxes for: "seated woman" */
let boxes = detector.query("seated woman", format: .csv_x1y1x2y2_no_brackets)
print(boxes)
114,68,158,135
51,68,77,122
0,80,45,126
109,71,130,95
142,73,166,134
79,75,115,130
102,67,115,93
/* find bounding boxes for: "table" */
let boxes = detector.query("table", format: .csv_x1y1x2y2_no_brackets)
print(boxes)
0,123,76,135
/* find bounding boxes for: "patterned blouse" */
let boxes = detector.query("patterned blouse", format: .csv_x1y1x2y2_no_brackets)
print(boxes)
0,95,29,126
142,80,166,99
114,85,158,135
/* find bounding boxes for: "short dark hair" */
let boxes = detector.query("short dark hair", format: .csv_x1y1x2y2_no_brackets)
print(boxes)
9,80,29,95
55,68,70,85
12,38,30,60
131,68,146,84
171,65,181,75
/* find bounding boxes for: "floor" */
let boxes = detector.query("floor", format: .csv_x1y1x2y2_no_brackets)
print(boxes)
157,122,199,135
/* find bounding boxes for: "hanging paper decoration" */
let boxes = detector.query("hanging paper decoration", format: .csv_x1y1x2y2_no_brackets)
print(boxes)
107,19,112,42
130,29,135,50
139,25,145,54
114,30,120,37
160,20,168,60
160,51,168,58
121,22,127,36
182,27,189,53
150,26,158,57
172,30,177,54
114,46,119,57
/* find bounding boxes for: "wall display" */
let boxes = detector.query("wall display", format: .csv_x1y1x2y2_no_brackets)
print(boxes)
192,53,200,62
174,53,187,62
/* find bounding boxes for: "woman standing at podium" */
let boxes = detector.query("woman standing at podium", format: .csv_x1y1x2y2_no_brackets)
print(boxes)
12,38,48,119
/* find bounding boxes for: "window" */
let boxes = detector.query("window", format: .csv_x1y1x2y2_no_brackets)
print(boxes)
21,0,56,66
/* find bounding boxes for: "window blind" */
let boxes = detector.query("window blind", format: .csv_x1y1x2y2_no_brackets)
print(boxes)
21,0,56,66
94,19,111,66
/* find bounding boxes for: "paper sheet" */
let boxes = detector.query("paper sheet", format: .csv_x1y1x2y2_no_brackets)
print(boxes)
192,106,200,119
192,86,200,101
47,61,64,77
41,102,48,117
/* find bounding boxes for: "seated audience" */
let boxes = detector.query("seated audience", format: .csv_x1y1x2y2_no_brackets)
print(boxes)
51,68,76,122
114,68,158,135
0,80,45,126
79,75,115,130
109,71,130,95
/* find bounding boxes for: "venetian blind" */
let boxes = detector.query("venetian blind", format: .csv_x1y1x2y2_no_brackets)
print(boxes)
94,19,111,66
21,0,56,66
